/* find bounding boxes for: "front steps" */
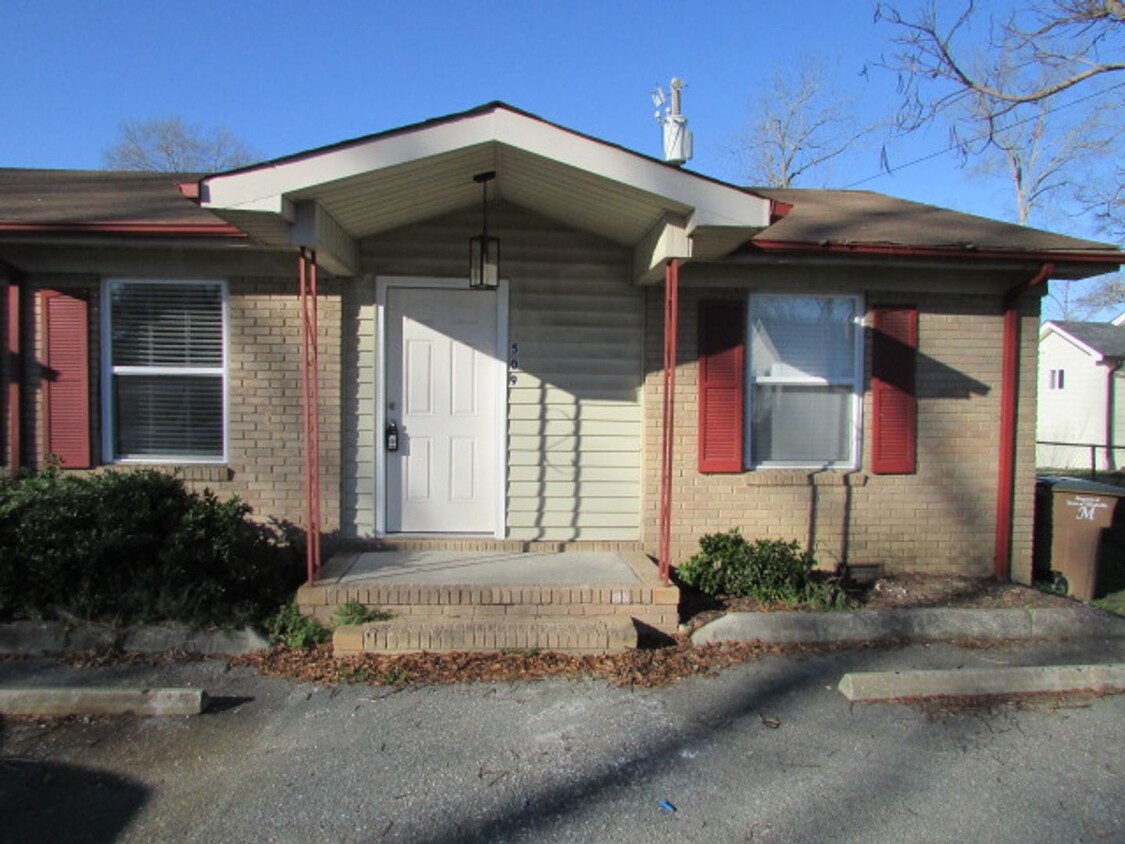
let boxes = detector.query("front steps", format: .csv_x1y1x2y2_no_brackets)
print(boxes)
296,550,680,656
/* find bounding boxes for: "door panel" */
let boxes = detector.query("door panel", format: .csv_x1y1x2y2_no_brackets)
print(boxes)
386,287,499,533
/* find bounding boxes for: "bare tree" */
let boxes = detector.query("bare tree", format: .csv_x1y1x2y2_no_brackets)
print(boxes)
878,1,1125,317
103,116,261,172
738,56,881,188
877,0,1125,128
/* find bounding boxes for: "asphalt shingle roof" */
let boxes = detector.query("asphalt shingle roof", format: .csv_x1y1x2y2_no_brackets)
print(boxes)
1051,320,1125,358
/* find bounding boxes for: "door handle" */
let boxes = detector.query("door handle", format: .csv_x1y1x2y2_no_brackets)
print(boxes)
385,421,399,452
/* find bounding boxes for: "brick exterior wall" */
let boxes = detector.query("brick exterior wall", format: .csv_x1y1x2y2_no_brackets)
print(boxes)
11,274,342,537
642,269,1041,581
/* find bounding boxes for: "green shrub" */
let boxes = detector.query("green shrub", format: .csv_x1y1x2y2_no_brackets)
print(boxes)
676,529,850,609
268,601,331,648
0,469,302,627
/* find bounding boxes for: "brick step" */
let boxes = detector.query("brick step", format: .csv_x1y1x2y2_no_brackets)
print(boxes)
333,616,638,656
334,538,645,554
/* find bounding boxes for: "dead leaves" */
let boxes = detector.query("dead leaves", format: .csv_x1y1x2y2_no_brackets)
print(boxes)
230,637,792,689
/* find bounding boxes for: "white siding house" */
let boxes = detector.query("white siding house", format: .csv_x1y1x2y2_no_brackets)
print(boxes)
1037,318,1125,470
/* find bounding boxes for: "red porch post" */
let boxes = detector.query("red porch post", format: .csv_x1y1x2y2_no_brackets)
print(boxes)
994,263,1053,581
658,258,681,585
298,247,323,583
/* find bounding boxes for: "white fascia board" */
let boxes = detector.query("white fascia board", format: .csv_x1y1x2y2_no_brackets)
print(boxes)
201,107,771,230
490,110,770,228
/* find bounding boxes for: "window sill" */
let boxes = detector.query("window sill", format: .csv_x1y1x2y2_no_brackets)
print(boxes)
114,463,232,483
743,471,867,488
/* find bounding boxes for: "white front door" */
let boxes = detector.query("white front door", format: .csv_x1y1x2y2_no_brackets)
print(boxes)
384,285,503,533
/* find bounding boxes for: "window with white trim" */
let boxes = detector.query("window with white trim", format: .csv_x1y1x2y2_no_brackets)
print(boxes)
746,294,862,468
1048,368,1066,390
103,280,227,462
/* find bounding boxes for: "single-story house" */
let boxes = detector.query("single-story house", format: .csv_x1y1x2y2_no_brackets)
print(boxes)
2,102,1122,597
1038,316,1125,471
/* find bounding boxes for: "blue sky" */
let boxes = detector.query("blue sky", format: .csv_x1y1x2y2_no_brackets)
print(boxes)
4,1,1120,315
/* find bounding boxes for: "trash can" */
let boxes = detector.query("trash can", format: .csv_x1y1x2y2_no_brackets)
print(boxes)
1035,476,1125,600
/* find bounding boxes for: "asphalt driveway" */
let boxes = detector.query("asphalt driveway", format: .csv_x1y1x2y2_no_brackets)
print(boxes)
2,638,1124,843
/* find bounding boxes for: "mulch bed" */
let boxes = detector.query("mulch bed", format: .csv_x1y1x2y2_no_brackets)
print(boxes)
228,637,827,689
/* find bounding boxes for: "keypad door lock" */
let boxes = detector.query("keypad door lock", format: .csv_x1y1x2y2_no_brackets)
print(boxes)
385,420,399,452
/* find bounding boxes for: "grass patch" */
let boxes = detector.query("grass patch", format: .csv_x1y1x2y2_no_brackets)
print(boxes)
1093,589,1125,616
332,600,393,627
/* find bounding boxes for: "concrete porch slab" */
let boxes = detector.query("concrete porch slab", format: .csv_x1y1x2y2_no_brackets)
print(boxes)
319,550,645,586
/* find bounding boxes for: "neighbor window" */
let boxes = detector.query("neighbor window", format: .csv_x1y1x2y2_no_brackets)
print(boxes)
1049,369,1066,390
103,280,227,462
746,294,862,468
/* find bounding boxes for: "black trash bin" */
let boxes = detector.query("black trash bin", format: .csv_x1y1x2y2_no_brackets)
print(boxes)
1035,476,1125,600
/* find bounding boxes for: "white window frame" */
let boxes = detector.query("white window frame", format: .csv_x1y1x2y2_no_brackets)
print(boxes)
101,278,229,464
1049,368,1066,390
745,292,864,470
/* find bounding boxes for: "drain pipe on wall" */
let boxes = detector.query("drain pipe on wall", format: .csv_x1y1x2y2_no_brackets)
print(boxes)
1106,359,1123,471
994,262,1054,582
2,261,22,479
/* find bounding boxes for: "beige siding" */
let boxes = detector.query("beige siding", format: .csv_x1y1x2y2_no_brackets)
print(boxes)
345,202,643,541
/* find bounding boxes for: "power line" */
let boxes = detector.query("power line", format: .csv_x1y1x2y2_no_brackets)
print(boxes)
844,79,1125,189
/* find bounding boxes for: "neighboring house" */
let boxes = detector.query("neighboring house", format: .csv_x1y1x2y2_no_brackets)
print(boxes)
1037,316,1125,471
1,102,1121,588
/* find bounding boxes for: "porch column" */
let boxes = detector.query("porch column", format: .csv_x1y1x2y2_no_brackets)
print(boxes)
298,247,322,583
995,263,1052,581
658,258,681,584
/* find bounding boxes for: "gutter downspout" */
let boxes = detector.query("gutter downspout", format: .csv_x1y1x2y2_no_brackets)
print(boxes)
994,262,1054,581
2,261,22,479
1105,359,1123,472
658,259,681,585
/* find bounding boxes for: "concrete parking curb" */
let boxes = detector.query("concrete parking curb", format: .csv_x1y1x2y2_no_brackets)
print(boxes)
691,607,1125,647
838,663,1125,702
0,687,208,717
0,621,270,657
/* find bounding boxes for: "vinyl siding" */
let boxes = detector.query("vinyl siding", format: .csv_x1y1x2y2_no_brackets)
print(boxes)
1036,331,1107,468
344,202,643,541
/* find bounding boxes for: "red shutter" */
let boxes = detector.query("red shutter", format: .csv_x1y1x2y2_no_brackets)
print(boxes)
698,300,745,473
41,289,91,469
871,306,917,475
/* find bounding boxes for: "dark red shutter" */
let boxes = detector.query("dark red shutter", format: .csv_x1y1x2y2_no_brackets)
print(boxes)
41,289,91,469
871,306,917,475
698,300,745,473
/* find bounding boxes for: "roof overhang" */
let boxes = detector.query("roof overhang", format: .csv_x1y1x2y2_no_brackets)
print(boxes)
747,239,1122,281
197,104,772,280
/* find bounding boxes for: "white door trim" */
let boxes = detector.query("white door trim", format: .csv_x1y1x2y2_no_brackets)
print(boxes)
374,276,508,537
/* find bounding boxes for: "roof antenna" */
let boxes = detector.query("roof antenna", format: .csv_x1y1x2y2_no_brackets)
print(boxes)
651,78,693,166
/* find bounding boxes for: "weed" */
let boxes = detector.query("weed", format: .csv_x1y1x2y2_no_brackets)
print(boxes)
268,602,331,648
332,600,393,627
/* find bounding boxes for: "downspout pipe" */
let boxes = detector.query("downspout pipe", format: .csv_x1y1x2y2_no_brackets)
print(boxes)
658,258,681,585
994,262,1054,581
1105,358,1123,472
2,260,23,479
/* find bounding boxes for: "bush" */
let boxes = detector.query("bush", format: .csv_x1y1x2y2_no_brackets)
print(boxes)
676,529,849,609
268,601,331,648
0,469,302,628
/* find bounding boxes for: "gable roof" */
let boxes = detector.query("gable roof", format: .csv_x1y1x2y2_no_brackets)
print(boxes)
195,102,771,277
0,103,1121,281
1043,320,1125,360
